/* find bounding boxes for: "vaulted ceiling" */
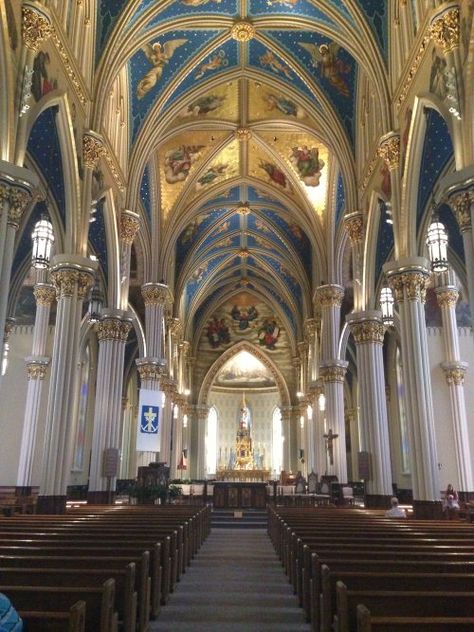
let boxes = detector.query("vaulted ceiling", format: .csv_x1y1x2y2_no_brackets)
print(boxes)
94,0,390,346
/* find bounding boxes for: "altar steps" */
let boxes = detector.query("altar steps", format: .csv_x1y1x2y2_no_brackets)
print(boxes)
211,508,267,529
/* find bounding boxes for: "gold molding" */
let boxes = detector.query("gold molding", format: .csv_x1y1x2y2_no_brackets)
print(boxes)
120,213,140,245
377,133,400,170
344,213,364,243
22,5,53,52
83,132,105,170
430,7,460,54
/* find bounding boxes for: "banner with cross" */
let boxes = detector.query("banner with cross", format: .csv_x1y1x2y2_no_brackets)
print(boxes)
136,388,163,451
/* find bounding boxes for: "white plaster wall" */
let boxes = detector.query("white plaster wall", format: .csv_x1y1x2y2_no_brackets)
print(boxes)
208,389,280,472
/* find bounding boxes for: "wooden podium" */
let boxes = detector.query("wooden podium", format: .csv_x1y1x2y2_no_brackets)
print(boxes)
213,482,267,509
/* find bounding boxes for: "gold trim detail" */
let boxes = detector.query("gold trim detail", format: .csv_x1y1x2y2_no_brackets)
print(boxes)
316,285,344,308
33,284,56,306
137,362,165,382
377,134,400,170
141,284,173,306
397,34,430,110
320,365,346,383
304,318,318,338
350,320,385,345
120,213,140,245
444,366,466,386
22,6,53,52
231,20,255,42
450,191,473,231
96,317,132,342
235,127,252,142
0,184,31,228
83,133,105,169
388,270,430,303
27,362,48,380
436,288,458,308
430,7,460,54
51,269,95,300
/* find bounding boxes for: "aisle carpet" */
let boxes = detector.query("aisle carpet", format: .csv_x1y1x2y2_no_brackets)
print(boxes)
151,528,311,631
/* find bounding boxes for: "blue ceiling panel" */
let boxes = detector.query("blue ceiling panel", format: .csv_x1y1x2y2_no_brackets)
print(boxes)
375,200,394,281
140,164,152,222
88,199,108,279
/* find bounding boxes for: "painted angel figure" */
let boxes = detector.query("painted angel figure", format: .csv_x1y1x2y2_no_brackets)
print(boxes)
137,39,187,99
299,42,351,97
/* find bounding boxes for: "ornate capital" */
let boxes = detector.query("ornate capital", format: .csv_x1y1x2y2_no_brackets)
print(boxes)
83,132,105,169
0,183,32,229
120,212,140,245
169,318,183,338
26,360,49,380
387,269,430,303
450,190,473,231
320,363,347,383
141,283,173,306
350,320,385,345
51,268,95,300
4,317,15,342
344,212,364,244
377,133,400,170
435,286,459,309
235,127,252,142
196,406,209,422
33,283,56,306
304,318,317,339
430,6,460,54
442,361,467,386
22,5,53,52
316,284,344,308
231,20,255,41
97,317,132,343
136,359,166,382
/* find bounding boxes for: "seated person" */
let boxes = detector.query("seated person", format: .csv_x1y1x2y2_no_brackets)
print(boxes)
0,593,23,631
444,493,460,519
385,496,407,518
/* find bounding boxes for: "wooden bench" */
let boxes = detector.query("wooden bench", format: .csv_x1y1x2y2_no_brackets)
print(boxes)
18,600,86,632
356,604,474,632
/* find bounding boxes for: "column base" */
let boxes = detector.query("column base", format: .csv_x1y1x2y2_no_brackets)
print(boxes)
36,495,67,514
365,494,392,510
87,490,115,505
413,499,444,520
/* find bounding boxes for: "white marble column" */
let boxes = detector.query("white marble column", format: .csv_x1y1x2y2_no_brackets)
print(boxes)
16,283,55,488
309,380,326,478
160,379,176,468
37,255,97,513
320,362,348,482
344,212,364,311
316,284,344,360
304,318,319,384
281,406,292,473
346,311,392,496
87,311,133,503
384,257,440,501
195,406,209,479
435,285,473,491
170,395,185,480
119,210,140,309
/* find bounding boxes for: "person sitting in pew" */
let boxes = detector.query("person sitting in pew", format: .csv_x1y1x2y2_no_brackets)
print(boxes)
384,496,407,518
0,592,23,631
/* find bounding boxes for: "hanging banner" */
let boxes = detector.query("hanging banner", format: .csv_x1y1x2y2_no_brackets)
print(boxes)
136,389,163,452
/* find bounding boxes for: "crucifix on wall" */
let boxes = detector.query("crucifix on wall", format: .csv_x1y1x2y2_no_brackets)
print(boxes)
323,428,338,467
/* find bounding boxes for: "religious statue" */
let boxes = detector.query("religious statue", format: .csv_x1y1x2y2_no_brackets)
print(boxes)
235,393,254,470
323,428,338,467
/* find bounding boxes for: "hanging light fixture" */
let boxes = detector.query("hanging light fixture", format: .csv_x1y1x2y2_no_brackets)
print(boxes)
88,286,103,323
31,216,54,269
380,286,394,326
426,215,449,273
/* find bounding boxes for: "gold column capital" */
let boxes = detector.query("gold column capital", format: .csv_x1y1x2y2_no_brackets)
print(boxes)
26,359,49,380
120,211,140,245
22,4,53,52
136,359,166,382
386,268,431,303
50,266,95,300
0,183,32,229
96,316,132,343
320,362,347,383
350,320,385,345
449,190,473,231
33,283,56,306
377,132,400,170
344,212,364,244
141,283,173,306
316,284,344,308
442,361,467,386
430,5,460,54
435,286,459,308
83,131,105,169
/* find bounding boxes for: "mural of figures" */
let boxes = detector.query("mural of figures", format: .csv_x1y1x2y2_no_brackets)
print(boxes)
195,49,228,79
259,50,292,79
231,304,259,330
267,0,298,6
196,164,228,188
179,214,208,244
137,39,187,99
32,52,57,102
181,0,222,5
259,160,293,192
288,222,303,240
290,145,325,186
179,94,226,117
429,51,448,100
263,93,306,119
164,144,204,183
258,318,280,349
299,41,351,96
206,316,231,348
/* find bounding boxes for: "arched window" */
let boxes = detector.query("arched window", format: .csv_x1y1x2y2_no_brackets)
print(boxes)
206,406,218,476
272,406,283,475
396,347,410,474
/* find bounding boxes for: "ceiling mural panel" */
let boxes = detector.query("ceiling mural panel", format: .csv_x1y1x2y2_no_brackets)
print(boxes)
162,38,240,114
259,209,312,275
248,141,295,197
266,30,357,142
143,0,239,30
246,186,286,210
129,29,224,139
159,131,228,218
185,252,233,309
172,81,240,125
248,80,314,123
194,138,240,192
249,0,340,25
176,207,229,267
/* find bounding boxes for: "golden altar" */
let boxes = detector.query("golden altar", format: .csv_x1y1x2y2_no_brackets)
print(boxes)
215,468,270,482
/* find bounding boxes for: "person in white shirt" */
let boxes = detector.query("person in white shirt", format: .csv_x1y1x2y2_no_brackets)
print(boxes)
385,496,407,518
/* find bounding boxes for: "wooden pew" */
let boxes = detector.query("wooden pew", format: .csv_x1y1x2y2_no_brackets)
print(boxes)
356,604,474,632
18,599,86,632
0,564,136,632
0,579,116,632
336,585,474,632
